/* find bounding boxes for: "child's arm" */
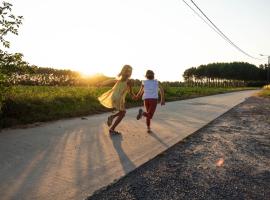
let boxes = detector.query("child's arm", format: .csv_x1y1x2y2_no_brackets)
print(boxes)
127,80,136,98
135,85,144,100
159,82,165,106
98,79,117,87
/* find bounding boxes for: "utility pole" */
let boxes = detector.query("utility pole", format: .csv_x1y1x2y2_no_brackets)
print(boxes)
268,56,270,84
260,54,270,84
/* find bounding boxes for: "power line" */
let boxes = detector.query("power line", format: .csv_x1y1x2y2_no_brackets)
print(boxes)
182,0,241,56
182,0,262,60
181,0,230,43
189,0,260,60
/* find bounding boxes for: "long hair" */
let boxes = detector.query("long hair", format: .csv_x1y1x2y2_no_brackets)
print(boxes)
118,65,132,80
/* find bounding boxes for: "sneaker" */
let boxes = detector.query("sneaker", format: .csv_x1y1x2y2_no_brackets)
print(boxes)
147,128,152,134
136,109,143,120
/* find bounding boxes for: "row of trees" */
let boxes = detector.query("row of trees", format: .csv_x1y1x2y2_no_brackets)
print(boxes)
183,62,268,87
3,54,269,87
4,55,83,86
0,53,145,87
0,48,148,87
0,50,109,86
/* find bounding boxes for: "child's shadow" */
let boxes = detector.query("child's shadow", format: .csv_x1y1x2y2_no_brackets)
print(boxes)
110,133,136,174
149,131,170,148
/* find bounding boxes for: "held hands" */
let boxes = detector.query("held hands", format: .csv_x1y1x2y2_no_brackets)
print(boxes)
132,95,139,100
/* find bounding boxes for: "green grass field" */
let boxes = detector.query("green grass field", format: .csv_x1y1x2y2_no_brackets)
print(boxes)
0,86,256,128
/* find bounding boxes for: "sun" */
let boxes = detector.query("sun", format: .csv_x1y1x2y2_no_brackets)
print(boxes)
78,65,118,79
78,67,100,78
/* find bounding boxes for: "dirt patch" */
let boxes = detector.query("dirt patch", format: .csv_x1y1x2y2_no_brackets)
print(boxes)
87,96,270,200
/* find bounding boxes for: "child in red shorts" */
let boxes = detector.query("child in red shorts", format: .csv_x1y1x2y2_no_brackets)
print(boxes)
135,70,165,133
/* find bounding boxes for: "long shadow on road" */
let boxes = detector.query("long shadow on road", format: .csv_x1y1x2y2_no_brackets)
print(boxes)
150,132,170,148
110,133,136,174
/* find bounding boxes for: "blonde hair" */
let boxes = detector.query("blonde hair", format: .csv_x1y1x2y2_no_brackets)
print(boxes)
118,65,132,80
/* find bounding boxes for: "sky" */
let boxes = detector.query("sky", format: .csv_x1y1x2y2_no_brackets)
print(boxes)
6,0,270,81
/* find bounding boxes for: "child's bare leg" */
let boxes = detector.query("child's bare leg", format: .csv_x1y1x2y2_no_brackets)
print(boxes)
146,117,152,133
110,111,126,131
110,112,121,119
107,112,122,127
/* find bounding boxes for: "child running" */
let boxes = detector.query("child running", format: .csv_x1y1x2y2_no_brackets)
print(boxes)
136,70,165,133
98,65,135,135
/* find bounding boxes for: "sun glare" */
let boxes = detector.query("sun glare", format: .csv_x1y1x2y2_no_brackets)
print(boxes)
77,64,119,78
79,68,99,77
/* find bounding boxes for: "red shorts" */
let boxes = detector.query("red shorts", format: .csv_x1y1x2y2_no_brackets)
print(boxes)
143,99,158,127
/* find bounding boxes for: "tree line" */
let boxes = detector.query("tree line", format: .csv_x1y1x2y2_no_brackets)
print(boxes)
183,62,268,87
0,52,145,86
2,53,269,87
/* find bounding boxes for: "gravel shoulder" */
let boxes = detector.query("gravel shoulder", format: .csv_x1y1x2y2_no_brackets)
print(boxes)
87,96,270,200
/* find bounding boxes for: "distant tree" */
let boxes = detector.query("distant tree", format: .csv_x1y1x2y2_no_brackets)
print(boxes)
183,62,266,87
183,67,196,85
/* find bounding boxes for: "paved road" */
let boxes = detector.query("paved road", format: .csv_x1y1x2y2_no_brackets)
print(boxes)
0,90,256,200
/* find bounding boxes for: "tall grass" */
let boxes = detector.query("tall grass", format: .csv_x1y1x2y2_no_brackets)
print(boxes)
258,85,270,97
2,86,110,127
0,86,256,128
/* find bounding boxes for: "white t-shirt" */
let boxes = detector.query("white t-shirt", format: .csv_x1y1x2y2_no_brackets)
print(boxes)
142,80,159,100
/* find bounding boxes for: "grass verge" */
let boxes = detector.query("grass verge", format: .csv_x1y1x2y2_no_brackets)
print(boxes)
0,86,257,128
258,85,270,97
